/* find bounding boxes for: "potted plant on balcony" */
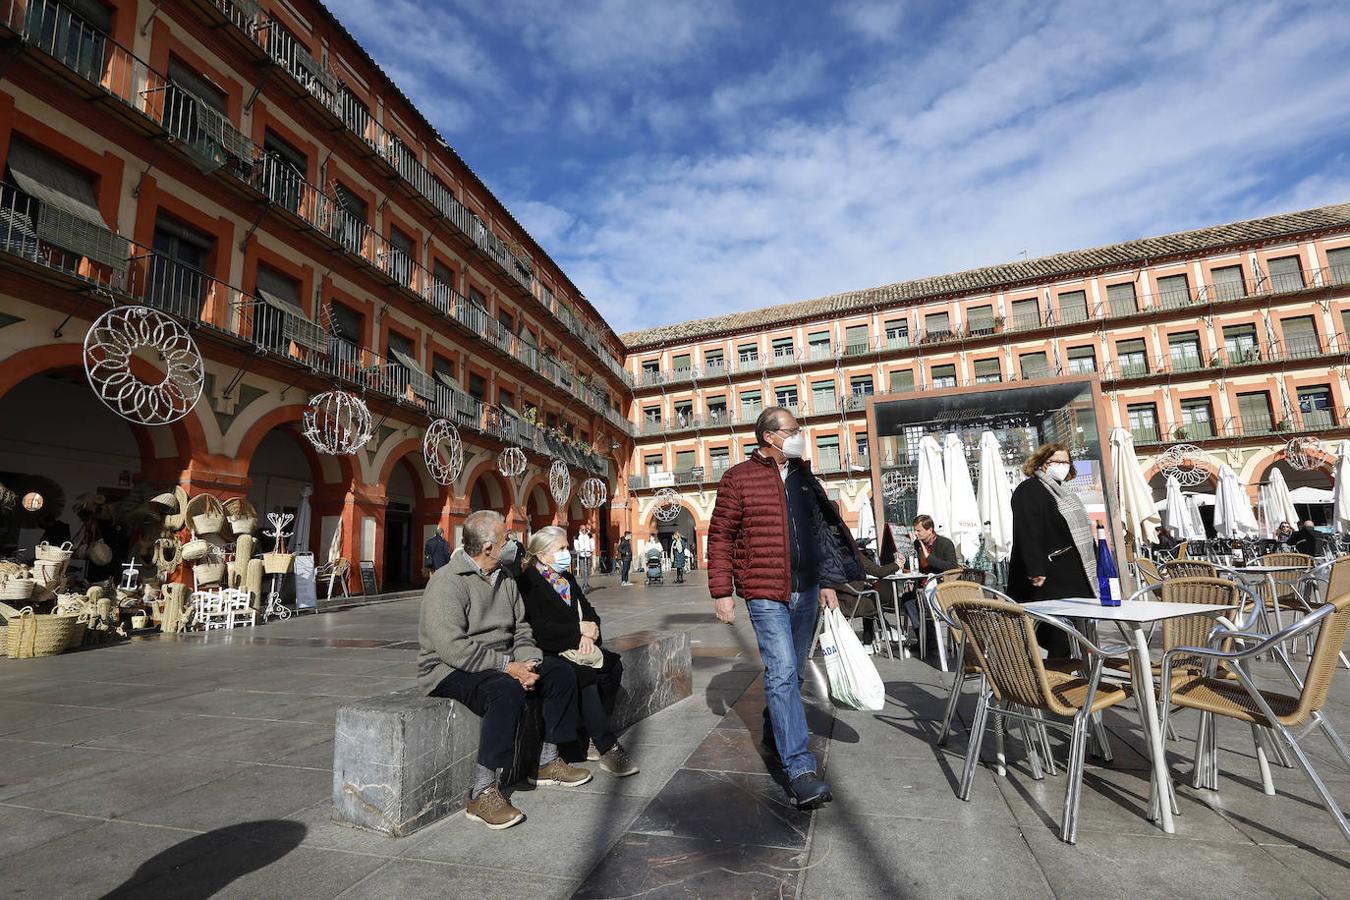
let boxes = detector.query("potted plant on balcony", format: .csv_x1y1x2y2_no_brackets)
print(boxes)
1274,418,1291,432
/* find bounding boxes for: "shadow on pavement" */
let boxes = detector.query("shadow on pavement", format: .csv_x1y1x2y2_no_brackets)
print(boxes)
99,820,307,899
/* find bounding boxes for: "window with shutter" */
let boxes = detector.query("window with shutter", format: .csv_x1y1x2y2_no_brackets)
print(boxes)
808,332,832,359
1127,403,1159,443
811,380,836,414
1179,398,1215,439
884,319,909,347
1156,273,1191,308
1168,331,1203,372
973,358,1001,383
845,325,869,354
850,375,874,396
1106,282,1137,317
1222,324,1260,363
889,369,915,392
932,364,957,388
1236,392,1273,434
672,353,691,372
1066,345,1096,373
1117,338,1149,375
253,264,323,352
968,305,995,334
1019,351,1049,379
1011,298,1040,329
816,435,841,471
924,311,950,339
148,214,212,315
1280,316,1319,358
772,336,795,360
1209,265,1246,301
675,450,696,472
1327,247,1350,286
1297,385,1334,428
1268,255,1303,293
1058,290,1088,324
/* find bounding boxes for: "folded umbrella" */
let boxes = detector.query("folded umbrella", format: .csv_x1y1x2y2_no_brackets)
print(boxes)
977,431,1014,561
943,433,981,561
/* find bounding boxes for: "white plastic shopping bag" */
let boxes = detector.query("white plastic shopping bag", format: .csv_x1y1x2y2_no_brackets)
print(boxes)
821,608,886,711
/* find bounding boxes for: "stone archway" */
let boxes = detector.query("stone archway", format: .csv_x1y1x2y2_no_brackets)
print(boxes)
524,480,554,534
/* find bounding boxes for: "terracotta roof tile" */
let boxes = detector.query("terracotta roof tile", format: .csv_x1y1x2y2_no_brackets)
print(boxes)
619,201,1350,349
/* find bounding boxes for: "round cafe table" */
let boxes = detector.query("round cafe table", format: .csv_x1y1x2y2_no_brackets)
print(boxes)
1229,565,1309,632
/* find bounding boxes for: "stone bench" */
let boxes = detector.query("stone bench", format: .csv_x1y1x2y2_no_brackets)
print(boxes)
332,630,692,836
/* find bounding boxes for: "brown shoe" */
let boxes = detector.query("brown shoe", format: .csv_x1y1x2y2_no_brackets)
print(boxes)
599,742,640,777
587,740,602,761
530,757,592,787
465,785,524,830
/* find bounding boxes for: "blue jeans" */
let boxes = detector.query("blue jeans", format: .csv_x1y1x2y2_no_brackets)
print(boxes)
747,588,819,780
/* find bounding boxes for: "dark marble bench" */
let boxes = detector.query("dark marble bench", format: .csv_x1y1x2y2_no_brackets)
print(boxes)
332,630,692,836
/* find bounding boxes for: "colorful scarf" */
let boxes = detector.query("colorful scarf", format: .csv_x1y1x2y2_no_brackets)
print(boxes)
537,560,572,606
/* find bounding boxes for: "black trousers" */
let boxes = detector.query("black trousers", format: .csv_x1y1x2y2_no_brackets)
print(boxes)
431,656,578,769
619,558,631,583
562,649,624,754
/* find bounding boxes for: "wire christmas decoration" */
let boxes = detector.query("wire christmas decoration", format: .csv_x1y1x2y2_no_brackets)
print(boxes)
549,459,572,505
653,487,682,523
579,477,608,509
1285,436,1323,471
83,305,204,425
497,446,527,479
422,419,464,486
1159,443,1211,487
881,470,907,499
302,391,372,455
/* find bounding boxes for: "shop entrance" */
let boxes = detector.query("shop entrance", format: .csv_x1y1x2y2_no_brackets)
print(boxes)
382,457,419,590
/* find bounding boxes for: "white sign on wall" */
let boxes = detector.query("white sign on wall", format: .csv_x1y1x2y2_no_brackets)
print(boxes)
649,472,675,487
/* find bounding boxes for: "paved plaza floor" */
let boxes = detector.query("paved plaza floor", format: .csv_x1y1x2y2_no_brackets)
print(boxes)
1,570,1348,898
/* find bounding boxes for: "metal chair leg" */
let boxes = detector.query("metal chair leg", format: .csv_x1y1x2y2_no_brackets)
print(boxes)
993,712,1007,778
936,645,968,747
1061,714,1091,844
958,690,992,801
1313,711,1350,769
1252,723,1276,796
1089,712,1114,763
1192,712,1210,790
1272,724,1350,847
1032,710,1058,776
1020,714,1045,781
1205,711,1220,791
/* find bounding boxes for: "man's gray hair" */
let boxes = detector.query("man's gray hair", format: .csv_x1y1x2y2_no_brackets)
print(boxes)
462,510,505,555
755,406,792,447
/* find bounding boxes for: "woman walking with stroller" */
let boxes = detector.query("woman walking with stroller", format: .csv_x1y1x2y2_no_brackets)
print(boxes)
670,533,688,584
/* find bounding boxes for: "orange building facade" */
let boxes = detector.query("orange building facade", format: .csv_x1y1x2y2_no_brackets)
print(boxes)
0,0,635,590
620,205,1350,558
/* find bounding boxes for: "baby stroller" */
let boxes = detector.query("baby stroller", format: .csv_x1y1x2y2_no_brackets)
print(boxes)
644,548,664,585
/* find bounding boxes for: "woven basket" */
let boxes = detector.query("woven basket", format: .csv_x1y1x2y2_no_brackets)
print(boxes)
0,625,7,657
182,538,209,561
0,578,35,601
57,612,88,649
34,541,74,563
164,486,190,531
31,558,67,588
262,552,294,575
224,498,257,535
7,607,77,659
186,494,226,535
195,562,226,584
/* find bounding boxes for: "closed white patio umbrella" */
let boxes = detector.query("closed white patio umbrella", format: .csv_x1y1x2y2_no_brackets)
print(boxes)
943,433,981,561
1333,440,1350,532
1213,465,1260,538
1164,475,1205,540
1109,427,1160,550
916,435,950,538
856,493,877,545
1267,468,1299,533
977,431,1014,561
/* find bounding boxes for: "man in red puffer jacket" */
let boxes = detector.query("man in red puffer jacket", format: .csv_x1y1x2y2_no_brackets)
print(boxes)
708,406,863,809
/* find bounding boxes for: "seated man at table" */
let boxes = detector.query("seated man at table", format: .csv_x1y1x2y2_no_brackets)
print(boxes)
1291,520,1321,557
418,510,591,831
902,515,959,644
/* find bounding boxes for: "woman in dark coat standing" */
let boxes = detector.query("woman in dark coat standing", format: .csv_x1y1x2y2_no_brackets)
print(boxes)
516,526,639,776
1007,443,1098,652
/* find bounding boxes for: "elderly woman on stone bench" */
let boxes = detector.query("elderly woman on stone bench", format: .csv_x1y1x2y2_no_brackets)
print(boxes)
418,510,592,830
516,526,640,778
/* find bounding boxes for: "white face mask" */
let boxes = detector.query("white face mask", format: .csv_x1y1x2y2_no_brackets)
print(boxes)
1046,462,1071,483
776,431,806,458
550,549,572,573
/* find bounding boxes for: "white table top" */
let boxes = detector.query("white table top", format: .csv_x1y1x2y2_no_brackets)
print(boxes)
1230,565,1307,574
883,572,932,581
1023,597,1235,623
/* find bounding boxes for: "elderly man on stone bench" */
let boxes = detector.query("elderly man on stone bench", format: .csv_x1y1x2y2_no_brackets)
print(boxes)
418,509,592,830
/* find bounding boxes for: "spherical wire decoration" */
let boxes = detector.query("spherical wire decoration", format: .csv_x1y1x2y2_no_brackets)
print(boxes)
1285,436,1323,471
549,459,572,505
83,305,204,425
497,446,527,479
302,390,373,455
1158,443,1211,487
881,470,909,500
422,419,464,486
579,477,608,510
653,487,682,523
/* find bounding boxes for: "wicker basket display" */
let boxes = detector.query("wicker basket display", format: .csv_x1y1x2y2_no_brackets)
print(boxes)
164,486,190,531
223,498,257,535
34,541,74,563
186,493,225,535
30,558,68,589
182,538,209,561
195,562,226,584
262,552,294,575
0,578,35,601
7,607,78,659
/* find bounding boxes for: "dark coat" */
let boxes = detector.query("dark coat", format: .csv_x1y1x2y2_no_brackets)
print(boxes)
708,451,864,602
913,535,959,574
515,564,601,655
671,540,688,568
1006,477,1093,603
617,538,632,561
423,533,450,572
1292,527,1320,557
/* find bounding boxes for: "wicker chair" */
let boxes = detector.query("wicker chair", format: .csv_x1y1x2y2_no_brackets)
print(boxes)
1161,559,1217,579
1293,555,1350,669
949,597,1133,844
1160,593,1350,845
1135,557,1163,588
1175,540,1190,559
1258,552,1313,629
940,567,988,585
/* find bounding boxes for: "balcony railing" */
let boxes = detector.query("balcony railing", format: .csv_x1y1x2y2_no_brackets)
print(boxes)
1134,408,1348,446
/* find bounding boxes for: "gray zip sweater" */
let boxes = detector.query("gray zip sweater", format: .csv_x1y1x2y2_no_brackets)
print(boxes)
417,549,542,694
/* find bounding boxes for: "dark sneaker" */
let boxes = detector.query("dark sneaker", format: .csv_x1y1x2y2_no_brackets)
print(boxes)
530,758,593,787
599,743,640,777
587,740,602,761
465,785,524,830
789,772,832,810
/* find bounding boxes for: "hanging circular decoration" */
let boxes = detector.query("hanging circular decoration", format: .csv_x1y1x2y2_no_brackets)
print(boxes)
1285,436,1323,471
653,487,682,523
1159,443,1211,487
881,470,905,500
422,419,464,486
549,459,572,505
302,390,373,455
579,477,608,510
497,446,527,479
83,305,204,425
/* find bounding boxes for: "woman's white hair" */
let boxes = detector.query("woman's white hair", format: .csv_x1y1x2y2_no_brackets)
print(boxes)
524,525,568,567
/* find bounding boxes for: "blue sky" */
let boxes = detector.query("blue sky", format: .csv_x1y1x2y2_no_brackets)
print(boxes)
326,0,1350,335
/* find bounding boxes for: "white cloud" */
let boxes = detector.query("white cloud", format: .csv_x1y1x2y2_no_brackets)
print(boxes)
528,0,1350,334
709,52,828,120
839,0,905,42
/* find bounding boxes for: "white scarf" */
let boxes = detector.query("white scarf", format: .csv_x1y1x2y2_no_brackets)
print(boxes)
1036,470,1098,597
